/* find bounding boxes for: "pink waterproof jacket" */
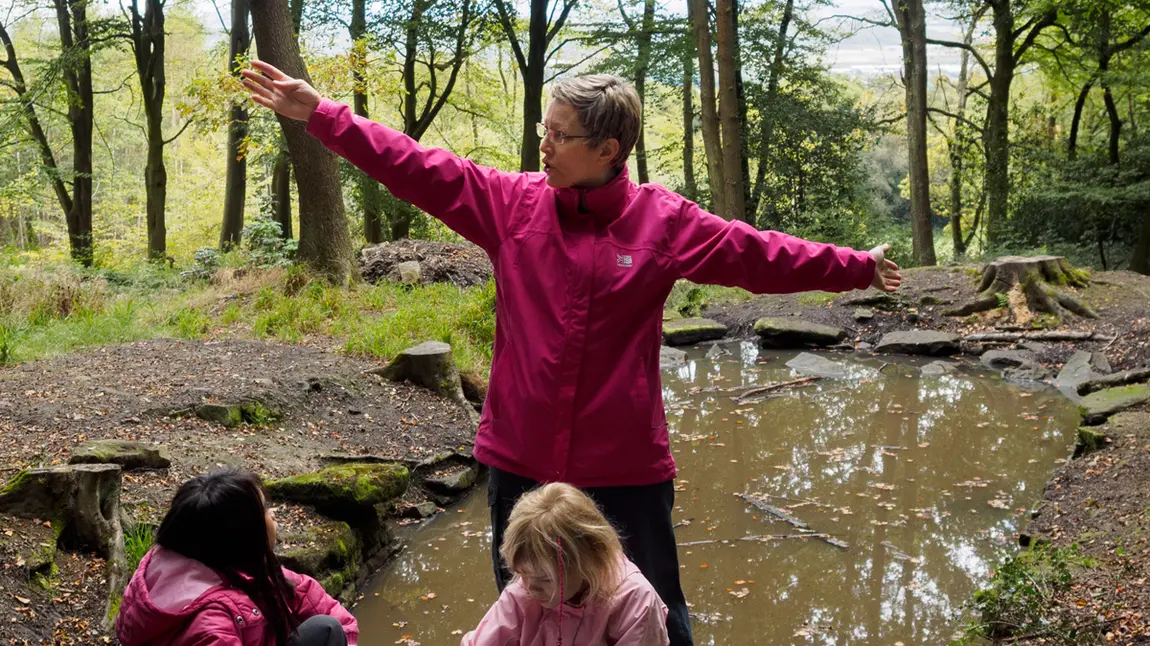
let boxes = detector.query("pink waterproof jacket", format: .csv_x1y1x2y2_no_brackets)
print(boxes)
461,558,668,645
307,100,876,487
116,547,359,646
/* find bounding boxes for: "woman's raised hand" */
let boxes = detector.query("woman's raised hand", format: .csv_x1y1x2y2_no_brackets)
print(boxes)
241,60,322,122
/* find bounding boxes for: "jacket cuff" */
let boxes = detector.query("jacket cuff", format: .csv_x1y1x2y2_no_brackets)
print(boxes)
854,251,877,290
305,98,341,137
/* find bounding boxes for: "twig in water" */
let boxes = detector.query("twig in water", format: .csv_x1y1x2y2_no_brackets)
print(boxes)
735,376,822,403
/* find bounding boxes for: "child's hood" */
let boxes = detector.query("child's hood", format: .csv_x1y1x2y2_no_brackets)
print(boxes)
116,546,230,644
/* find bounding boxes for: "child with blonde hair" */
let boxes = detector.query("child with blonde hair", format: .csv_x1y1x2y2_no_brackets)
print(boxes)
462,483,669,645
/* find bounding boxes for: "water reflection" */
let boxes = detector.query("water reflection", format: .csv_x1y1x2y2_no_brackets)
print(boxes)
355,342,1077,645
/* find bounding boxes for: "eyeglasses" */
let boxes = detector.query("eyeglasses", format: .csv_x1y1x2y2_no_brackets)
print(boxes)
536,122,591,145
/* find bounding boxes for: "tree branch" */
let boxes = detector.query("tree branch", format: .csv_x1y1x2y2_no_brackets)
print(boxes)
546,0,579,46
1110,23,1150,56
927,37,992,79
826,13,893,29
928,106,985,133
546,44,612,82
1013,10,1058,67
494,0,527,76
162,117,194,145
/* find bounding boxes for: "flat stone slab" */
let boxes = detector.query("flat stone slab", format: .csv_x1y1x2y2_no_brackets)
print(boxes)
660,346,688,371
921,361,958,376
662,318,728,346
1080,384,1150,425
424,462,479,494
753,317,846,348
853,308,875,321
70,439,171,471
785,352,846,379
1055,351,1096,400
981,350,1038,371
874,330,960,356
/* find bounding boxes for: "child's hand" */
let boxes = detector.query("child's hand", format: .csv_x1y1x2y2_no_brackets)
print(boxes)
242,60,322,122
868,244,901,292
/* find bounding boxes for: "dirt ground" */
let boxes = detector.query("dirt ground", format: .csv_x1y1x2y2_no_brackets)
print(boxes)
0,339,475,644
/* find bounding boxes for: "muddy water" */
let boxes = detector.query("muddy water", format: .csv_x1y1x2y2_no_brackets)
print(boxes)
355,343,1079,645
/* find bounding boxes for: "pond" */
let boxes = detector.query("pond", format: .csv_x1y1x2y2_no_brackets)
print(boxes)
354,342,1079,645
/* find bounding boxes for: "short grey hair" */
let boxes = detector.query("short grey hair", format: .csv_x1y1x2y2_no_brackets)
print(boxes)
550,74,642,169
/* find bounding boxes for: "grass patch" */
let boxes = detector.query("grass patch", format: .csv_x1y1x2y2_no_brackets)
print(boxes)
953,543,1094,645
124,523,155,574
797,291,838,307
665,281,753,317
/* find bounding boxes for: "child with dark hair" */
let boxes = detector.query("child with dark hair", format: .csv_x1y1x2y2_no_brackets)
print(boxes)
116,470,358,646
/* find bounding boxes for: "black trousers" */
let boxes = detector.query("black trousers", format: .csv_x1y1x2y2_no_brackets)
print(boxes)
288,615,347,646
488,467,694,646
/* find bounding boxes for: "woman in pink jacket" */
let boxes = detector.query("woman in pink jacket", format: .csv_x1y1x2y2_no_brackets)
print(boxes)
463,482,668,645
243,62,900,646
116,470,359,646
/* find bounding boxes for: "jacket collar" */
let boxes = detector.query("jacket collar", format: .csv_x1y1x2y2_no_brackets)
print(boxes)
553,167,635,226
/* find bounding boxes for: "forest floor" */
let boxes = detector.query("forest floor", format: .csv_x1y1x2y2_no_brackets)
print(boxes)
1,251,1148,644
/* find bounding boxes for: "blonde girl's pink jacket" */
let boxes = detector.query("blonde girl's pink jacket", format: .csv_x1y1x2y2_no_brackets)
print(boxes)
461,559,669,645
115,547,359,646
306,100,877,488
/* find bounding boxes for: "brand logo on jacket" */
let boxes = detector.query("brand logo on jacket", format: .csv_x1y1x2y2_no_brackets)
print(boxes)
616,253,633,268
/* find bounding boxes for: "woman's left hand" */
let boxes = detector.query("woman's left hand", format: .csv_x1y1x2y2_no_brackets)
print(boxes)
869,244,902,293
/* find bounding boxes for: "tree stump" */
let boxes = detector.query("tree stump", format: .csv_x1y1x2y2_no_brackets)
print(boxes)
943,256,1097,325
371,341,479,424
0,464,126,628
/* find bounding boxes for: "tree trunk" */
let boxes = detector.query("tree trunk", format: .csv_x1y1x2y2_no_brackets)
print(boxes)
1067,77,1094,161
0,21,73,223
633,0,655,184
895,0,936,266
949,18,977,258
733,0,750,222
251,0,354,281
715,0,746,222
54,0,95,267
221,0,250,250
682,34,697,201
1132,210,1150,275
350,0,384,244
689,0,724,216
982,3,1015,249
131,0,168,261
271,146,293,238
748,0,792,223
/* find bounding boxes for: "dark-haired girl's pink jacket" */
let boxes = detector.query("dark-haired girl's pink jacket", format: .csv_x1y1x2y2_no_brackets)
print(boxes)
306,100,876,488
116,547,358,646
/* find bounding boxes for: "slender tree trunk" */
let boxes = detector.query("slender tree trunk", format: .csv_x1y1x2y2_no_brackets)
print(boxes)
895,0,936,265
949,18,977,258
1098,13,1121,167
633,0,655,184
715,0,746,222
1067,77,1094,161
0,21,73,221
733,0,750,221
221,0,250,249
271,150,292,238
983,3,1015,248
251,0,354,281
682,34,697,201
351,0,383,244
689,0,724,216
55,0,94,266
748,0,792,222
132,0,168,260
1132,210,1150,275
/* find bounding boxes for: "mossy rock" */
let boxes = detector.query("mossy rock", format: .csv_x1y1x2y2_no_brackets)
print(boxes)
424,462,479,494
277,519,361,592
70,440,171,471
753,317,846,348
194,401,278,428
1079,384,1150,425
1074,427,1110,458
266,463,409,514
662,317,728,346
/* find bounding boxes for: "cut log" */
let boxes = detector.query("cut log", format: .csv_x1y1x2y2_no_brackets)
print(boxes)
1077,367,1150,395
0,464,126,629
369,341,478,424
944,256,1097,325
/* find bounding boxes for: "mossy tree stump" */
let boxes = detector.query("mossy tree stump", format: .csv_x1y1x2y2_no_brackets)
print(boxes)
0,464,126,628
944,256,1097,325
